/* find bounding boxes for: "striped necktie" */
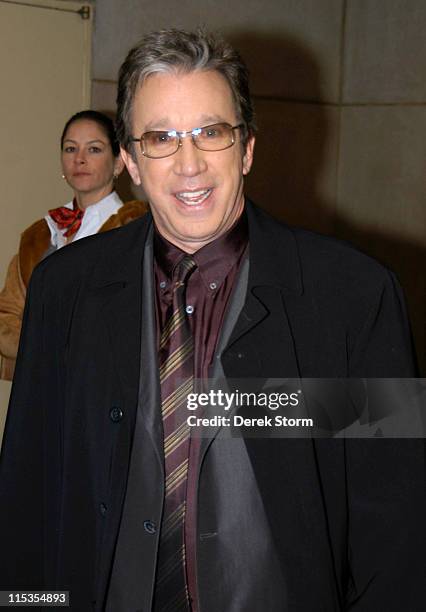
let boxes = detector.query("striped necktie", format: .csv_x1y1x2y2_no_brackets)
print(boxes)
154,255,196,612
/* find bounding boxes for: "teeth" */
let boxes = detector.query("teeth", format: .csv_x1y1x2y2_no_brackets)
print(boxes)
176,189,211,205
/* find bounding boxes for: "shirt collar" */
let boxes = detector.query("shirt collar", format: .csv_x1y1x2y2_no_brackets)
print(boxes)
154,208,248,291
80,190,122,221
45,190,122,248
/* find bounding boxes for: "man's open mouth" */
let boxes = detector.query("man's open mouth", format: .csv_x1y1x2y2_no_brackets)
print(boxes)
175,188,212,205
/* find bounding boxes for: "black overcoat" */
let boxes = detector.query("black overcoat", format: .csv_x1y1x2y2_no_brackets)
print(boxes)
0,202,424,611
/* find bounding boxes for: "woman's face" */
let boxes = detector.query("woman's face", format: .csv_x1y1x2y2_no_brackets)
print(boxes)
61,119,122,205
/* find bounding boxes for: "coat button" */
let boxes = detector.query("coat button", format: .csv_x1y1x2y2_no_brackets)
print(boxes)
143,520,157,534
100,503,107,516
110,406,123,422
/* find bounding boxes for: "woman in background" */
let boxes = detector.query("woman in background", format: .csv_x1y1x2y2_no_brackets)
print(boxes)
0,110,146,380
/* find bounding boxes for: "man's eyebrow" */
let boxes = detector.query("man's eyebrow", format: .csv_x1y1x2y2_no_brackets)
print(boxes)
142,119,171,131
197,114,229,126
142,115,229,132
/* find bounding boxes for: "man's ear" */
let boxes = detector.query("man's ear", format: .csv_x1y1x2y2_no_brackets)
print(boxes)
120,146,142,185
242,135,255,176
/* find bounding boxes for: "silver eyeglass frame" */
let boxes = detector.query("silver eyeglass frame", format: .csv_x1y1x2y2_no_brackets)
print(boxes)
131,122,244,159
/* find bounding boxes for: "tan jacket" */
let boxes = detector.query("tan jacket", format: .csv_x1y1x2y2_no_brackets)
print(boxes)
0,200,147,380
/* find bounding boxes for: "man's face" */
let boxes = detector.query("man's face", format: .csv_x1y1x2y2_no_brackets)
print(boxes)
122,70,255,253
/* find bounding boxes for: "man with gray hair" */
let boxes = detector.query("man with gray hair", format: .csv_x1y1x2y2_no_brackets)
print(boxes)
0,29,424,611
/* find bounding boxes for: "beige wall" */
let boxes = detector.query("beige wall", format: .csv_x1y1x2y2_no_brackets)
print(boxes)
0,0,92,440
0,0,92,284
92,0,425,373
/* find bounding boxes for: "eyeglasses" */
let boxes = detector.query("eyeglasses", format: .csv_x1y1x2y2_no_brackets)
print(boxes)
131,122,244,159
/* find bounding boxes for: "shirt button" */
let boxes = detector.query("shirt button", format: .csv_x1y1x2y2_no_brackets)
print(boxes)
159,281,166,289
110,406,123,422
209,282,217,290
186,305,194,315
143,520,157,534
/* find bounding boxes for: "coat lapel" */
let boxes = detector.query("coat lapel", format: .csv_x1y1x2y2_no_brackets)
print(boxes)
199,202,305,458
226,201,303,362
224,201,304,378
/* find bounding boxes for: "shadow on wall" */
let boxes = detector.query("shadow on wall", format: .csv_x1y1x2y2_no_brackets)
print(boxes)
228,30,425,375
115,167,144,203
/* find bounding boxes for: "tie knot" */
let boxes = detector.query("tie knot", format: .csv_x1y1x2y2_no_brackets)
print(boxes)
174,255,197,286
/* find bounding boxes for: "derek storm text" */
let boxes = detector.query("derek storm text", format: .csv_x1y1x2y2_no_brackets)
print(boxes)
187,415,313,428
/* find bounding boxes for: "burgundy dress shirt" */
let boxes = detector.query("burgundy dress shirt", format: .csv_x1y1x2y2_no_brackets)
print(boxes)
154,211,248,610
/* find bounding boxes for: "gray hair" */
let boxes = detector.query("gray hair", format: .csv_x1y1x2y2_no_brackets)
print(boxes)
116,28,255,155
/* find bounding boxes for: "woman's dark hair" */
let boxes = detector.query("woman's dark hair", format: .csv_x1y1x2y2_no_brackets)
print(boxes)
60,110,120,157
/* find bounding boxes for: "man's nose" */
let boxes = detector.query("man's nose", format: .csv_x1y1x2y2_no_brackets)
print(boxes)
173,136,207,176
